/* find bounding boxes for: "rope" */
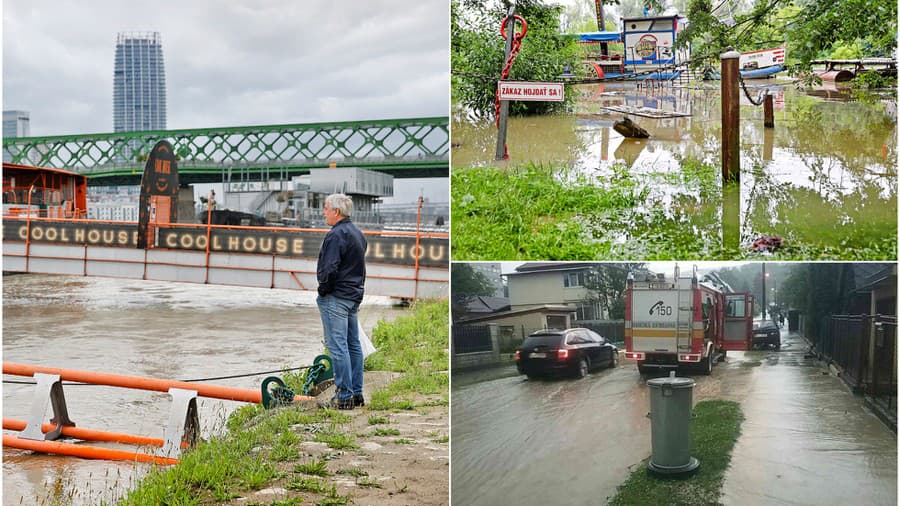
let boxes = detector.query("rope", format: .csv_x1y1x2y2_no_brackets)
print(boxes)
3,365,313,386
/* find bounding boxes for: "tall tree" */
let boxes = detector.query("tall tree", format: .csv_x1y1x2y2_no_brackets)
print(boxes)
452,0,582,117
781,263,847,340
583,263,645,320
678,0,897,72
451,263,498,321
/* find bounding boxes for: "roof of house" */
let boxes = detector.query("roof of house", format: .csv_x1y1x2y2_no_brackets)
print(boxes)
464,296,510,314
851,264,896,293
459,304,575,324
507,262,596,275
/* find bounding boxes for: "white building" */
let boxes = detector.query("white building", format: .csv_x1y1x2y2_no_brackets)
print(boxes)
89,203,139,222
504,262,605,321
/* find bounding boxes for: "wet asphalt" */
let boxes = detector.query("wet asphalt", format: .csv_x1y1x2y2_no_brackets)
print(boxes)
451,330,896,506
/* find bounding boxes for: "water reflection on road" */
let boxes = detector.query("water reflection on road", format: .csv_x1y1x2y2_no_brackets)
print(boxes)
2,274,405,505
452,83,897,256
451,331,896,506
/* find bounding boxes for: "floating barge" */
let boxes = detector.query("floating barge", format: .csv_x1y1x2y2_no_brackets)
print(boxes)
575,14,786,81
812,58,898,82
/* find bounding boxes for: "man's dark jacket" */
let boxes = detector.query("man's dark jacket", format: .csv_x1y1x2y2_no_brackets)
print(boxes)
317,218,367,302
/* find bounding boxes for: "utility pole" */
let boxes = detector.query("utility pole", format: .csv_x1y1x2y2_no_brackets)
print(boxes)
495,6,516,161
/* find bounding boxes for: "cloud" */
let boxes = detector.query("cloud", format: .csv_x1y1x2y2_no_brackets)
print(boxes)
3,0,449,135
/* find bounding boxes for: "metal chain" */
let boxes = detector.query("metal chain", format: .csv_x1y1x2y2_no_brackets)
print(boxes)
738,72,768,106
300,363,326,396
494,17,527,128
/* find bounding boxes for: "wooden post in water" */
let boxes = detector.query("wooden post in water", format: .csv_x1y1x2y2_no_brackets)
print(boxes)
764,94,774,128
722,183,740,252
495,6,516,161
720,50,741,183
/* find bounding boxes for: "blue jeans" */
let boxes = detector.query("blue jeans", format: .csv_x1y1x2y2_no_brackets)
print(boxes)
316,294,363,401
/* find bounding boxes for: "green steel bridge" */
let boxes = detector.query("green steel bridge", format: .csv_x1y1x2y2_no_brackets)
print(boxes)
3,117,448,186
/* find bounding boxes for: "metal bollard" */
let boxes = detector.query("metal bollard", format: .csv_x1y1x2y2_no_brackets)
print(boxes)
647,371,700,475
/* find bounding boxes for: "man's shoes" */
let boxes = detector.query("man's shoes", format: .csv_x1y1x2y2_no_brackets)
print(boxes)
353,394,365,407
317,396,354,410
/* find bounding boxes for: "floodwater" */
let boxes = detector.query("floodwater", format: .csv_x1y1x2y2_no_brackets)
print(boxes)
2,273,407,505
451,330,896,505
452,82,897,257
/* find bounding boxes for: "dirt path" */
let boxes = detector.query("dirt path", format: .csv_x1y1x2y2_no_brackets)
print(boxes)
234,371,449,505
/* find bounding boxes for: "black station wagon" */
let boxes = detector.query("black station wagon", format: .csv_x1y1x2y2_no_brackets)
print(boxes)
515,328,618,379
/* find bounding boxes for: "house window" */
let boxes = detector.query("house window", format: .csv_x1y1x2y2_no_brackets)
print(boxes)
576,302,600,321
546,315,568,329
563,271,585,288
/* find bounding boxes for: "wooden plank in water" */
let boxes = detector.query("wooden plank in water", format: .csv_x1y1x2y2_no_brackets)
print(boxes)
601,105,692,119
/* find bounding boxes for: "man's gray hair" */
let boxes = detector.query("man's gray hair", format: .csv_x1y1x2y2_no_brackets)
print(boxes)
325,193,353,217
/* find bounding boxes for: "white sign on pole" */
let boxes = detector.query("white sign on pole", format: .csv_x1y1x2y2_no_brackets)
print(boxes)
497,81,564,102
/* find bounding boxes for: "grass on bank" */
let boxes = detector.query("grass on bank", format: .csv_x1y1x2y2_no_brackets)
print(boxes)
608,400,744,506
118,299,449,506
451,162,897,261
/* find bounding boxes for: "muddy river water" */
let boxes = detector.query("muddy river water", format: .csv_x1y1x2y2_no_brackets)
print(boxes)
451,331,896,505
453,82,897,256
2,274,407,505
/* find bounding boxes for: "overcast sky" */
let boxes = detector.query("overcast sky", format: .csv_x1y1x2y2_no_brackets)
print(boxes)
3,1,449,203
3,0,448,134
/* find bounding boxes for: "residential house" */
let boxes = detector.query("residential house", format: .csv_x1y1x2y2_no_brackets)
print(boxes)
505,262,604,322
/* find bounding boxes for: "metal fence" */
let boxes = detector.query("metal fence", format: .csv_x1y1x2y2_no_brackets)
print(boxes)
452,324,493,354
872,318,897,413
575,320,626,344
820,315,897,412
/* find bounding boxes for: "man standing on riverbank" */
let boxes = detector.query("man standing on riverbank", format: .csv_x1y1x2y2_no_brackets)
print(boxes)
316,193,367,410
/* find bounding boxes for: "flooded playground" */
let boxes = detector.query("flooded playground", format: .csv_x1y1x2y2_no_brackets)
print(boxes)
451,82,897,259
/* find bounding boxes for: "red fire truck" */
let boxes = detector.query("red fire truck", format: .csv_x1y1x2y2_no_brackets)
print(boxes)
624,266,754,375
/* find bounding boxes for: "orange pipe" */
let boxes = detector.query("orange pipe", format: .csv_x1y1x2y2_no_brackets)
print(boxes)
2,418,182,448
3,434,178,465
3,363,312,403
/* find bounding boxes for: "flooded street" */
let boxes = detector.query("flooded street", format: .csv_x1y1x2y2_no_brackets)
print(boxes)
452,83,897,256
451,330,896,505
2,273,407,505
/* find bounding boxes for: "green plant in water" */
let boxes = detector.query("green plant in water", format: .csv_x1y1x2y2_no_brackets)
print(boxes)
852,70,896,90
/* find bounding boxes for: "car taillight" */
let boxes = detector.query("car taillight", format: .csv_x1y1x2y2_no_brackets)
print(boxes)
515,350,520,360
558,349,569,360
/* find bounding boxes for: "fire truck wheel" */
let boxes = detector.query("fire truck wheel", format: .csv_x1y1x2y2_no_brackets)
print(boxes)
699,356,712,375
576,358,589,378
